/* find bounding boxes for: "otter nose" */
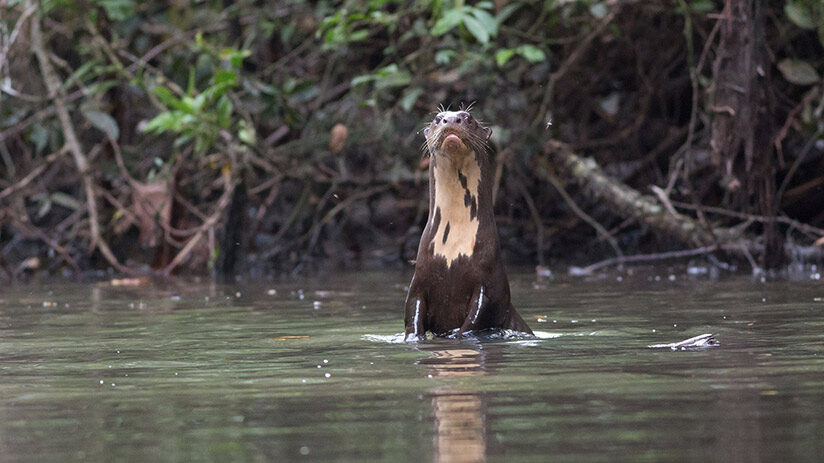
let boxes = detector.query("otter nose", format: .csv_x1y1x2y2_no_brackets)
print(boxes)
442,112,469,125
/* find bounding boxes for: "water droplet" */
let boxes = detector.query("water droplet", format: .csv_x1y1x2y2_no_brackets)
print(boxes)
322,359,329,364
324,373,331,378
299,446,310,455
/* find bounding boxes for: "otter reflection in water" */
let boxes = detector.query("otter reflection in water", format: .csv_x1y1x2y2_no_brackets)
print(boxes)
418,344,495,463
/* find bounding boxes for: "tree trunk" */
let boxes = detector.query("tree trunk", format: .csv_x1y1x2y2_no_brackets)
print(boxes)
710,0,784,269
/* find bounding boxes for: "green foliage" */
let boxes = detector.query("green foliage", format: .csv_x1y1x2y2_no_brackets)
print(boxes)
83,109,120,140
778,59,821,86
496,44,546,67
351,64,411,90
142,43,251,154
786,0,824,45
318,0,402,50
432,1,498,44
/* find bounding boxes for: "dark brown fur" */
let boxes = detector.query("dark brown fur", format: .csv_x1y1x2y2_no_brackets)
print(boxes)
404,109,533,340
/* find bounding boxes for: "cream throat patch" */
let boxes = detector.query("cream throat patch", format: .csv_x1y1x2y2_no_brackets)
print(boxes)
430,154,481,266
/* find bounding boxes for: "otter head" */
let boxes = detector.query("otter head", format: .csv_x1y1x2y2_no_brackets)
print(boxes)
423,110,492,159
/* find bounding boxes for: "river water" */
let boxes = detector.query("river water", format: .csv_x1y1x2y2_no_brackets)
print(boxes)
1,269,822,461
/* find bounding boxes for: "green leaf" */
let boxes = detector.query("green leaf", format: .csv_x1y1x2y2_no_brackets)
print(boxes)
433,8,465,35
216,95,233,129
496,45,546,67
468,8,498,37
83,110,120,140
188,94,207,113
96,0,135,21
517,44,546,63
50,192,83,210
777,59,821,85
187,67,196,96
352,65,410,89
375,71,411,90
401,87,424,112
690,1,715,12
28,124,49,153
173,134,192,149
143,111,184,133
589,2,608,18
496,48,516,67
435,49,456,65
219,48,251,68
194,134,212,154
351,74,376,87
462,14,490,44
238,120,256,145
349,29,369,42
63,60,99,91
153,86,188,112
200,81,234,103
213,70,237,87
785,2,815,30
37,197,51,219
496,3,522,24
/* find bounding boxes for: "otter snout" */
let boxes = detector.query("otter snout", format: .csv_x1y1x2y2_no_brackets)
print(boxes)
423,109,492,156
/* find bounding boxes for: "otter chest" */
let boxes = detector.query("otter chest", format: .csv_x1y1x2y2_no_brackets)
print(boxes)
430,159,481,267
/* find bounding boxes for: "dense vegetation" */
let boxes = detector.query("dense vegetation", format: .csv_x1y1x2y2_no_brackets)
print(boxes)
1,0,823,281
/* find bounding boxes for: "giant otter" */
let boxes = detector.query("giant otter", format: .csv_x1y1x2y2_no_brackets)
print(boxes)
404,108,533,340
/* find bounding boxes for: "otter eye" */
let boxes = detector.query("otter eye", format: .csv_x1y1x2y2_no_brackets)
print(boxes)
434,116,441,124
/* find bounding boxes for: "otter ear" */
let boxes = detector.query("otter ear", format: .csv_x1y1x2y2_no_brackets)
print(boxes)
423,127,430,138
484,127,492,141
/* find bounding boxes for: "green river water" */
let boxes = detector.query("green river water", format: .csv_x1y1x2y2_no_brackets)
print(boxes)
1,269,823,462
